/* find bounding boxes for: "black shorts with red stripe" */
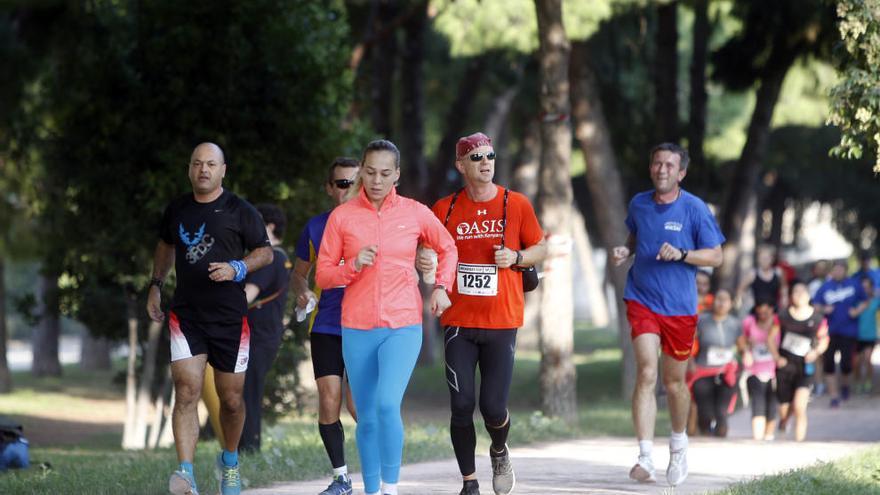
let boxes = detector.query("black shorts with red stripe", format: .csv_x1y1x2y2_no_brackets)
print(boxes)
169,311,250,373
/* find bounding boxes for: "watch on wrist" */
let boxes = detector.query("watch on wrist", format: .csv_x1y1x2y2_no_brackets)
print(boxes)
514,250,523,266
434,284,446,292
149,278,165,290
679,248,689,262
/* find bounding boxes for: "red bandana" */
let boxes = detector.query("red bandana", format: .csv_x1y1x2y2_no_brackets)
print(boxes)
456,132,493,158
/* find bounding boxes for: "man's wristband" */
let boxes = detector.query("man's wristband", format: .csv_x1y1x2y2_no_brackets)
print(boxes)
679,248,689,262
230,260,248,282
149,278,164,291
514,250,523,266
434,284,447,292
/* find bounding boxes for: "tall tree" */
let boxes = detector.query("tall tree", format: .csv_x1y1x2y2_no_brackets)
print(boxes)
654,0,679,142
569,40,636,397
31,271,61,377
370,0,398,137
398,1,428,196
713,0,835,290
687,0,709,175
534,0,576,423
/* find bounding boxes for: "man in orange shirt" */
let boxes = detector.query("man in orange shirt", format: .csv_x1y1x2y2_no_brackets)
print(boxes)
422,132,546,495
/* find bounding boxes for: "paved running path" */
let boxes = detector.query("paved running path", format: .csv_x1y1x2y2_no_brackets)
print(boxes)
245,394,880,494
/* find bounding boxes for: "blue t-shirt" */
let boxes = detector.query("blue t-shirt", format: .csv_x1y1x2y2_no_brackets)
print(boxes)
295,211,344,336
814,278,867,338
857,296,880,342
623,190,725,316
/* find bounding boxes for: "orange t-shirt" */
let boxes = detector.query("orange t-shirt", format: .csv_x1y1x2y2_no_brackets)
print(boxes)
431,185,544,329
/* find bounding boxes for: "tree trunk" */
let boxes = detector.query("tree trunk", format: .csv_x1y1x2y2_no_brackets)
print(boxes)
484,65,525,188
370,0,398,138
132,319,163,449
654,0,679,143
398,1,428,197
428,54,490,204
80,331,112,371
0,258,11,393
122,297,140,448
32,271,62,377
570,40,636,397
688,0,709,176
512,121,541,201
716,67,789,291
571,208,609,328
534,0,577,424
512,121,542,350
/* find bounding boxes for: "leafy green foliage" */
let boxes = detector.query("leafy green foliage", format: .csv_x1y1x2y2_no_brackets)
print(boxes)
431,0,619,56
20,0,358,338
828,0,880,173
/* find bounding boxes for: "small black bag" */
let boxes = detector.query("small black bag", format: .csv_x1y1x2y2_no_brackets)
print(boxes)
516,265,540,292
445,188,540,293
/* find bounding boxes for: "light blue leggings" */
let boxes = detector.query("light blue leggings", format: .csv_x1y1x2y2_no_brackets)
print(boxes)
342,325,422,493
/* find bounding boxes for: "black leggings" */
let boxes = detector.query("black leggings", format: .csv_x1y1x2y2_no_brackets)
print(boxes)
445,326,517,475
692,375,737,436
746,375,777,420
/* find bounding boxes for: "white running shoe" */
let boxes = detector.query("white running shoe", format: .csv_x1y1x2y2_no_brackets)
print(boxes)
628,455,656,483
666,446,688,486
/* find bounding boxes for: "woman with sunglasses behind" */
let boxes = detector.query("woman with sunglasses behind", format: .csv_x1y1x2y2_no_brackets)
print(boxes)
316,139,458,495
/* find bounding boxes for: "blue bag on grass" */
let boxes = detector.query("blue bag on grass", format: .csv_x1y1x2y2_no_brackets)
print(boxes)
0,417,29,471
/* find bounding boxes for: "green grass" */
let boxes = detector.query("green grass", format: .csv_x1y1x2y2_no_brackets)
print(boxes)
0,325,653,494
717,445,880,495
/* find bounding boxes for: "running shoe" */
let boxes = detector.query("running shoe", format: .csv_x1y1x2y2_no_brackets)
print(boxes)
666,446,688,486
459,479,481,495
216,453,242,495
830,398,841,409
169,469,199,495
628,455,656,483
319,474,353,495
490,445,515,495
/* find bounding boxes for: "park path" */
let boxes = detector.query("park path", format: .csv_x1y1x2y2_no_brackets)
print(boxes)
244,394,880,495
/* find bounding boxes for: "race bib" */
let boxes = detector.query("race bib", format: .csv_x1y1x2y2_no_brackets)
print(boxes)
456,263,498,296
706,346,735,367
752,344,773,362
781,332,812,357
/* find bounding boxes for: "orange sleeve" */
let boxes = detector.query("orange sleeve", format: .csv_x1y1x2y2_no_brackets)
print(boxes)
419,204,458,288
315,209,362,289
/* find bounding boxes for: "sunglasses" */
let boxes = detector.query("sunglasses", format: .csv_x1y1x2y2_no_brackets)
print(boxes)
332,179,355,189
468,151,496,162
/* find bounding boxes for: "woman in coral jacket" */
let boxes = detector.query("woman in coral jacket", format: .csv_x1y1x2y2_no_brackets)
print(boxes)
316,139,457,495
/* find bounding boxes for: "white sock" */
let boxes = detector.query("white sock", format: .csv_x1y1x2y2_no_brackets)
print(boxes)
332,466,348,478
670,430,688,451
382,482,398,495
638,440,653,459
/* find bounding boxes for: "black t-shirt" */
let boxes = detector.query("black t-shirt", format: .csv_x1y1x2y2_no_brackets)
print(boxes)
778,309,825,361
159,190,270,323
246,247,291,344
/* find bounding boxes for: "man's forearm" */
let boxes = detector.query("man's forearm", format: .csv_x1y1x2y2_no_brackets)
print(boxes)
519,241,547,266
151,241,175,280
290,262,311,298
684,246,723,268
243,246,274,273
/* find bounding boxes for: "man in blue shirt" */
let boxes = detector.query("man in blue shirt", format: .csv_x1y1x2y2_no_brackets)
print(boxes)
290,158,360,495
814,260,869,408
612,143,724,487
